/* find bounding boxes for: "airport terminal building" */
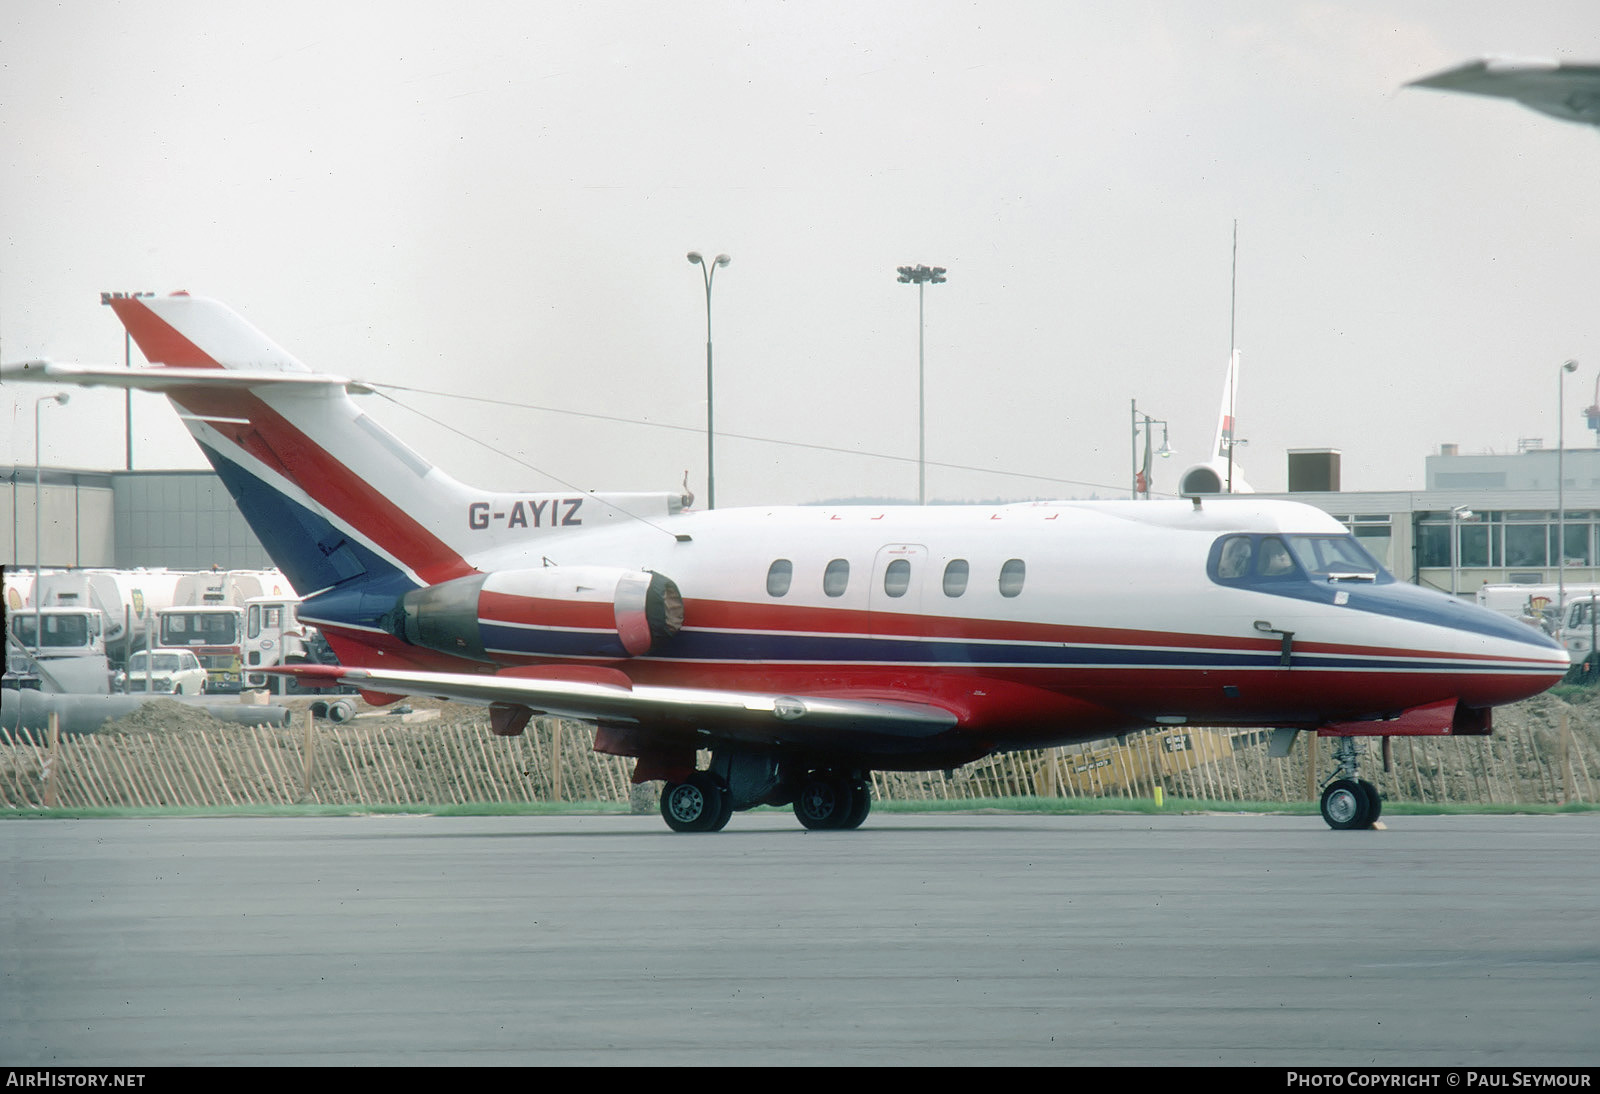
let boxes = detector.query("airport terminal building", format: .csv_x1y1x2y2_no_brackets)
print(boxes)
6,447,1600,599
3,467,271,573
1249,446,1600,597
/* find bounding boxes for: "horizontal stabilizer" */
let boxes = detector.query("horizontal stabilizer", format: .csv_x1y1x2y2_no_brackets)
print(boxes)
1,360,366,393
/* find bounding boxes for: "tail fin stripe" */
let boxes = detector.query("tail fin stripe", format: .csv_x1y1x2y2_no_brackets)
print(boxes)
180,390,476,586
109,297,225,369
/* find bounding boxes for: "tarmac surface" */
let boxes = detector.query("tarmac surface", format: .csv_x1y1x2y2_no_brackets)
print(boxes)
2,812,1597,1067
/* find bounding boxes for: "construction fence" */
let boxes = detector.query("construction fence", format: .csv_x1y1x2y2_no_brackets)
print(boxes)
1,705,1594,811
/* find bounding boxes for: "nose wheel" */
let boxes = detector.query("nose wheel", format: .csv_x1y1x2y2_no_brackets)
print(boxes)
1320,739,1382,830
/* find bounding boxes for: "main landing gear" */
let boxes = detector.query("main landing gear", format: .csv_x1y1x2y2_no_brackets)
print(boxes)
1319,736,1383,830
657,757,872,833
660,772,735,832
793,772,871,831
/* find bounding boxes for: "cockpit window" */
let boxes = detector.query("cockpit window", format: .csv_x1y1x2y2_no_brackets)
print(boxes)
1211,533,1387,586
1258,537,1295,576
1218,537,1252,579
1285,535,1380,579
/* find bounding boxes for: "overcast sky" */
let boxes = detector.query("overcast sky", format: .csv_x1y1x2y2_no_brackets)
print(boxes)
4,1,1599,506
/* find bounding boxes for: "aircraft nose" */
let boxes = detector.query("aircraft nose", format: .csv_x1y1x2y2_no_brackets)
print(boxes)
1347,581,1569,707
1449,600,1570,706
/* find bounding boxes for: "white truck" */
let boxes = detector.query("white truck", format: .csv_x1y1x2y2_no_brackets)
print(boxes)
157,570,291,693
34,568,182,663
242,594,328,693
1474,582,1600,633
4,605,114,694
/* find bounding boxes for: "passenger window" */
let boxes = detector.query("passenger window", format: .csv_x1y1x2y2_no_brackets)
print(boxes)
823,559,850,598
766,559,793,597
884,558,911,598
999,558,1026,598
943,559,969,597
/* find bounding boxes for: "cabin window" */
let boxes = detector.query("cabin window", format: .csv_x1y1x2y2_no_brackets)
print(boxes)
823,559,850,598
766,559,793,597
884,558,911,598
999,559,1026,598
943,559,969,597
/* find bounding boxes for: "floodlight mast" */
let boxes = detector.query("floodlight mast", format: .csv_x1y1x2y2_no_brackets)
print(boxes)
687,252,731,509
896,264,947,505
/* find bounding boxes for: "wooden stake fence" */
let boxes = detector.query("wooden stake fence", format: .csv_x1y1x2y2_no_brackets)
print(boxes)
0,709,1594,811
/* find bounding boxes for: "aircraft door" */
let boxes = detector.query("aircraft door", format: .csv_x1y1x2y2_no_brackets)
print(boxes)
868,544,928,638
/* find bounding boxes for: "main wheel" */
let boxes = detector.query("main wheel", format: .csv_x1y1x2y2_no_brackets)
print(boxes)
705,780,735,832
661,774,728,832
1320,778,1371,830
795,774,847,830
840,779,872,830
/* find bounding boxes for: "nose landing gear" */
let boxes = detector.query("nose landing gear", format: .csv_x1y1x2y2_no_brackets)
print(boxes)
1320,737,1382,830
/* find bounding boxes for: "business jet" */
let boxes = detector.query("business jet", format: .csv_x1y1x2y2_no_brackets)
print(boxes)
3,294,1569,831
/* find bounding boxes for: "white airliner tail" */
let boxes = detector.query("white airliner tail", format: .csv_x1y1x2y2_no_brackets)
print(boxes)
1177,349,1253,495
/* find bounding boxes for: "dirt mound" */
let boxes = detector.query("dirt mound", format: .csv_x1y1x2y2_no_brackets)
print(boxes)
97,699,245,736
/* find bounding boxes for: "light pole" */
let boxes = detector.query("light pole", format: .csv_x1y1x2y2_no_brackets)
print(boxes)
897,263,947,505
1450,505,1476,597
687,251,731,510
1130,400,1172,499
1558,359,1579,613
33,391,70,644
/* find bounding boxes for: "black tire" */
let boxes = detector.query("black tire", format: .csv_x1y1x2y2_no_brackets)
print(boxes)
661,774,727,833
705,784,735,832
794,774,846,830
1357,779,1382,827
1320,778,1370,830
840,779,872,830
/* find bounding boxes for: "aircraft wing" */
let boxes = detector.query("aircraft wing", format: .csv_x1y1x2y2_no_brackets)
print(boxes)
282,663,961,750
1408,58,1600,128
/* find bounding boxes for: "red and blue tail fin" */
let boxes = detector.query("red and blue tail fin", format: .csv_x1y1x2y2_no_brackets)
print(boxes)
103,293,479,597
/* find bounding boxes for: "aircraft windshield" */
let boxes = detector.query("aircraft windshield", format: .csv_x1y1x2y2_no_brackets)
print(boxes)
1212,534,1388,584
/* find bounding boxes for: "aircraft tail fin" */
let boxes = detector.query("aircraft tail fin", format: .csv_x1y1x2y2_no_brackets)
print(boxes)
7,294,691,605
99,294,480,596
1177,349,1253,495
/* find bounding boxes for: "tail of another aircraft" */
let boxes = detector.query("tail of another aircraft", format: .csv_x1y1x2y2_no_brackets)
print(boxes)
1176,349,1253,495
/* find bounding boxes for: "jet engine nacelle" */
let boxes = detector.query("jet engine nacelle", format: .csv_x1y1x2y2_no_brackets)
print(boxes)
392,566,683,662
1177,458,1253,495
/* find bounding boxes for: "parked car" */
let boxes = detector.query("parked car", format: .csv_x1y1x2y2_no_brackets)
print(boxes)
119,649,208,695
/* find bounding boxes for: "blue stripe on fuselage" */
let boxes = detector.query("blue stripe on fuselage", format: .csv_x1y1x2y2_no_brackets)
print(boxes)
1225,574,1563,651
479,625,1554,675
